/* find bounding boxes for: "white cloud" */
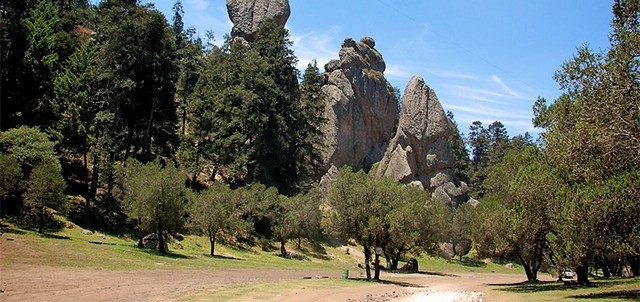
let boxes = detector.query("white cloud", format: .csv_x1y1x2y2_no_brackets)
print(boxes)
187,0,208,11
290,26,342,72
385,64,412,81
491,75,525,99
430,71,537,135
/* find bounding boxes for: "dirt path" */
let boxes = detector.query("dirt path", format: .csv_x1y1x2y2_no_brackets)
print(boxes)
1,264,550,302
0,265,340,302
269,271,545,302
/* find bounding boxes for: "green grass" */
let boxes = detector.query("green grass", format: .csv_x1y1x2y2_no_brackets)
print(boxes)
414,254,525,274
0,217,524,274
182,278,366,302
486,278,640,302
0,219,358,271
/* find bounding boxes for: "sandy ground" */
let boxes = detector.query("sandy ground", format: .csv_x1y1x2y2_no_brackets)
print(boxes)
0,264,547,302
0,231,549,302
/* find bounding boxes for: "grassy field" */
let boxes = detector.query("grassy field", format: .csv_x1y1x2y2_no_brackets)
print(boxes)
0,219,360,271
182,278,368,302
0,217,522,274
3,219,639,302
486,278,640,301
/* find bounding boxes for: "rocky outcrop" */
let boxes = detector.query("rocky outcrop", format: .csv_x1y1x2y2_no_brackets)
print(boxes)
371,76,468,207
320,37,399,174
226,0,290,42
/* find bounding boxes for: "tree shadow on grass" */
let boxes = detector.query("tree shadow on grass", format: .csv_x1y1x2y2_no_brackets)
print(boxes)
416,271,460,277
40,233,71,240
207,254,243,261
135,247,193,259
454,258,487,268
571,289,640,300
0,225,26,235
296,239,332,261
349,278,427,288
491,280,631,294
491,281,569,293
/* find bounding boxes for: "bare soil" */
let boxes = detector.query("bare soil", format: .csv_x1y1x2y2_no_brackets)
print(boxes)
0,229,552,302
1,264,552,302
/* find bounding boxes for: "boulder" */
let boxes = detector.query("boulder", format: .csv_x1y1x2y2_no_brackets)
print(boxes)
227,0,290,42
139,233,167,251
320,37,399,174
371,76,468,207
400,258,419,273
439,243,455,260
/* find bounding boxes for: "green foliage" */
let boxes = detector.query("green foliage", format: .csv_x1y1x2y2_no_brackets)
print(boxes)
0,154,21,200
296,61,327,183
447,111,471,184
52,38,97,158
448,202,474,261
23,162,68,233
271,188,322,256
326,167,449,279
121,161,188,253
0,126,60,171
92,1,178,160
476,147,563,282
532,0,640,283
188,182,250,256
183,21,321,194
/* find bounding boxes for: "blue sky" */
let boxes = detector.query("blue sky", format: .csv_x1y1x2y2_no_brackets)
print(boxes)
145,0,613,137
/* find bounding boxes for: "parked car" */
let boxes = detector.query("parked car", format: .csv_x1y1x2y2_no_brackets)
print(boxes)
562,269,574,280
560,269,576,285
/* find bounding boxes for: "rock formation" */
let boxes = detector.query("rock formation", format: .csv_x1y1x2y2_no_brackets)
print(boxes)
320,37,399,175
226,0,290,42
371,76,468,207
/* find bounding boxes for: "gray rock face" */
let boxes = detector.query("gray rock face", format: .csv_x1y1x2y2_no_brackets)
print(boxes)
371,76,468,207
320,37,399,173
226,0,290,42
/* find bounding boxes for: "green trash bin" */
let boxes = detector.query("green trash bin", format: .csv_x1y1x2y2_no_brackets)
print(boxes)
342,269,349,279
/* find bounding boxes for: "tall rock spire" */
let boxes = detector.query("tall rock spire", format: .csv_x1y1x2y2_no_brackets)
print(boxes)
371,76,469,207
226,0,290,42
319,37,399,174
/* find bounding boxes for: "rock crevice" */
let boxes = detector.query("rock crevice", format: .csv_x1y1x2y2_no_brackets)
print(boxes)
320,37,399,174
371,76,468,207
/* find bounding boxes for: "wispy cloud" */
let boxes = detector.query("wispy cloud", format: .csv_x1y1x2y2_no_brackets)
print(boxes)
491,75,525,99
385,64,412,81
187,0,209,11
428,71,536,135
290,26,342,72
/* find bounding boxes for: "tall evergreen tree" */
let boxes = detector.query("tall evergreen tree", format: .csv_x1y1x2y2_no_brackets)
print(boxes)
446,111,471,184
296,60,327,185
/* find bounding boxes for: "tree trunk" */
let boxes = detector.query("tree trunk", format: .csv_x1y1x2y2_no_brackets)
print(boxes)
83,151,89,204
38,207,46,234
88,154,100,203
181,106,187,136
280,240,287,257
208,229,216,256
373,252,381,280
628,255,640,277
364,247,372,280
517,253,538,282
391,252,401,270
576,262,590,285
599,257,612,278
157,220,167,254
143,97,157,159
297,237,301,250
